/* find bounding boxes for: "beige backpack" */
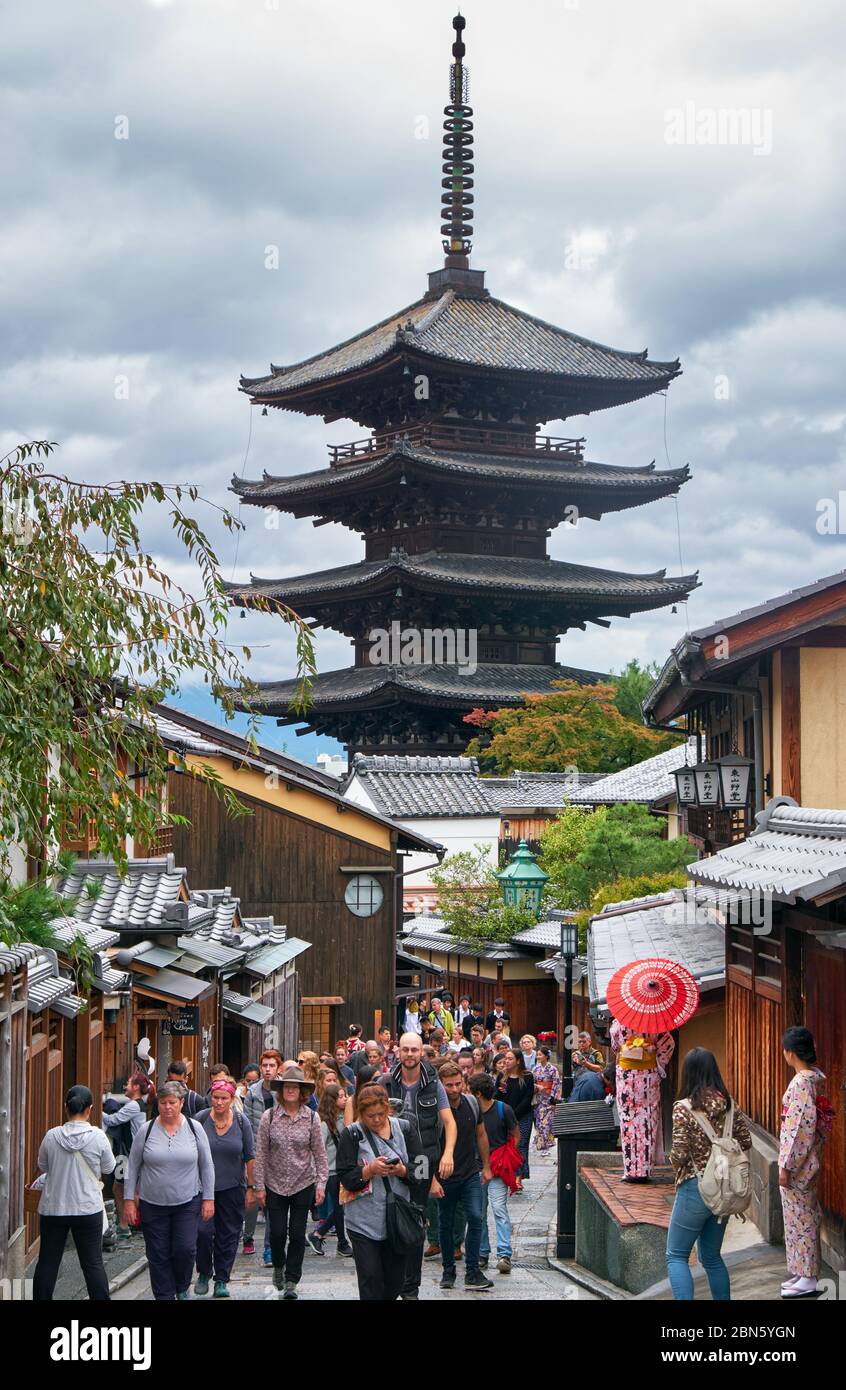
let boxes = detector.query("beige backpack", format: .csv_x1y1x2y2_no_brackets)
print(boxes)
679,1098,752,1220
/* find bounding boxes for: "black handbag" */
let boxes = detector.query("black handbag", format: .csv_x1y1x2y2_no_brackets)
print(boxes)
384,1185,426,1254
368,1125,426,1254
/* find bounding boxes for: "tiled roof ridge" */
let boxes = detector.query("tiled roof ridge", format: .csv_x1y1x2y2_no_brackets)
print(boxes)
239,292,430,386
236,551,698,594
404,290,454,336
759,798,846,839
353,752,480,774
234,451,690,495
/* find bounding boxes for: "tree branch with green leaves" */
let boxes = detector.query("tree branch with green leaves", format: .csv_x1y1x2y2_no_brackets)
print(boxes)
0,441,316,873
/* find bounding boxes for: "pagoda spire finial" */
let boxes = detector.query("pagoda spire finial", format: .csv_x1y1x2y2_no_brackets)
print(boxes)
441,12,474,269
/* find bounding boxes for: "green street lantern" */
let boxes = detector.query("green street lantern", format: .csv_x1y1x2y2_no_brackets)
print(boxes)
497,839,549,916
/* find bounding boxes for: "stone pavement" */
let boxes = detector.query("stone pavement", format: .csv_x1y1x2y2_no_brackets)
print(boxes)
26,1225,147,1302
638,1238,838,1302
113,1146,595,1302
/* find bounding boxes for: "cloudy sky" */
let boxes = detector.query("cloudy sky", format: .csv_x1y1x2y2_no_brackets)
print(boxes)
3,0,844,765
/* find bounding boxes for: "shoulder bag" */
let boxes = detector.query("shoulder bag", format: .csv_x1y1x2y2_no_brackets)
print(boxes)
377,1124,426,1255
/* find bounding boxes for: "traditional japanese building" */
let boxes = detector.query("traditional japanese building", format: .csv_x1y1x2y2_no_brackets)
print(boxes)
229,15,697,756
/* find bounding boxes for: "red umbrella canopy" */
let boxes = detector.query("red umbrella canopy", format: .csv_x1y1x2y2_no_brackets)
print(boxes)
606,957,699,1034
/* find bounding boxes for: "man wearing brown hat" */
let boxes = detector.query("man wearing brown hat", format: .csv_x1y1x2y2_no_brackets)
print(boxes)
255,1066,328,1299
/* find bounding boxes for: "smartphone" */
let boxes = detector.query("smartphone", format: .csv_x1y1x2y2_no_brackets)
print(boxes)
384,1157,401,1166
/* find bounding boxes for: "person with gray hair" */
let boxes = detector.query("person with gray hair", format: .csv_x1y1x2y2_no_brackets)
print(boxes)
124,1080,215,1300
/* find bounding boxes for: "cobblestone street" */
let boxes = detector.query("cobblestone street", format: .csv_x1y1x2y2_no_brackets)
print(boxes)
110,1147,595,1302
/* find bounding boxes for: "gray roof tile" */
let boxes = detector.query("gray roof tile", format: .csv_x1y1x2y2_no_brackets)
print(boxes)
229,552,697,607
241,290,679,396
233,445,689,504
486,771,605,810
561,739,697,806
243,939,312,977
0,943,41,975
244,661,611,713
59,856,189,932
690,798,846,902
511,919,572,948
401,911,542,961
350,753,499,817
587,889,726,1016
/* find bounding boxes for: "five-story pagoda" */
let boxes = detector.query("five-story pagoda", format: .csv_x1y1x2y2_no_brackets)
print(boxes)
229,15,697,757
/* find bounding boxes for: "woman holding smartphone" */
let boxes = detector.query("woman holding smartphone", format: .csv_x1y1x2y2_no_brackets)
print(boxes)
335,1084,428,1301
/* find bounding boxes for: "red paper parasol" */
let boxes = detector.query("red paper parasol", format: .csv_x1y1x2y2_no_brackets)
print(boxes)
606,957,699,1033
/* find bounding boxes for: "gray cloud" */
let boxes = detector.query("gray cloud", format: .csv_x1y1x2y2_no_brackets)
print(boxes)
3,0,845,760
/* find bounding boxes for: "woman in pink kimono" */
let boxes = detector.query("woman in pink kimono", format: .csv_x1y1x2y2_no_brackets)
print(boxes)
779,1026,832,1299
610,1020,675,1181
532,1046,562,1151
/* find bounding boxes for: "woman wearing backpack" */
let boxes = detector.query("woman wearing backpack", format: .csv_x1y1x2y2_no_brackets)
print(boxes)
666,1048,752,1300
100,1070,154,1239
123,1080,216,1300
193,1078,257,1298
779,1026,832,1300
32,1085,116,1301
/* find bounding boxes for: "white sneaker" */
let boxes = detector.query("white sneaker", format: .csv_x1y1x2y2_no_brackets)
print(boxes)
781,1276,800,1291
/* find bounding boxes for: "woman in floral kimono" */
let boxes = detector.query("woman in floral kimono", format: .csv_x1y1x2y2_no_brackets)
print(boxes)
532,1046,562,1151
610,1019,674,1181
779,1026,832,1299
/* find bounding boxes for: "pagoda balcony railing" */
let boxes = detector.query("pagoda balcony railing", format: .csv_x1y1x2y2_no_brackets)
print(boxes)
328,423,586,466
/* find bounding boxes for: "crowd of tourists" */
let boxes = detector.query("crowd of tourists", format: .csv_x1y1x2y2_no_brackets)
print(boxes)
27,1004,572,1303
28,1003,830,1305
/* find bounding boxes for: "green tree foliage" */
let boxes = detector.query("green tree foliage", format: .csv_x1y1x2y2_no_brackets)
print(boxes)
611,658,665,724
465,680,683,775
573,870,690,943
564,804,694,908
541,803,694,910
538,804,605,907
0,442,316,872
431,846,542,944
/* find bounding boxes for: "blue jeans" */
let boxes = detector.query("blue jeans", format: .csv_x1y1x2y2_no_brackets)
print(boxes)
479,1177,512,1259
439,1173,483,1276
666,1177,730,1300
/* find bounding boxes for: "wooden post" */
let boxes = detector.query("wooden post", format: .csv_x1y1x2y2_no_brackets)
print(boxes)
781,648,801,800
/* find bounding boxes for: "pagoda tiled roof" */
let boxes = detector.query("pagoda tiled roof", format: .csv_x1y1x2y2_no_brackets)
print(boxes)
232,443,689,506
240,289,680,400
241,661,610,715
226,552,698,609
349,753,499,817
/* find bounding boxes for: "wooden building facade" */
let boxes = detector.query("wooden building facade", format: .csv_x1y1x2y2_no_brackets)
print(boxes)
690,805,846,1270
0,946,36,1287
154,705,440,1050
646,571,846,1266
